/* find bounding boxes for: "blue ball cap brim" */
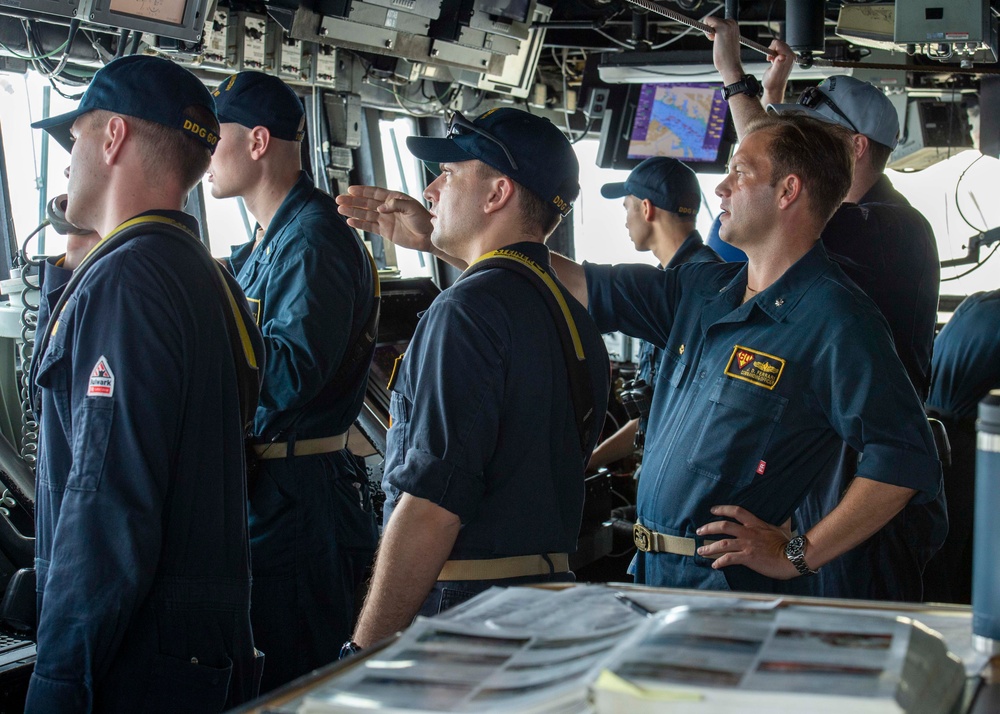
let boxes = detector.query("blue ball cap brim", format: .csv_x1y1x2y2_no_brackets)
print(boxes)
600,182,628,200
405,135,478,166
32,107,90,153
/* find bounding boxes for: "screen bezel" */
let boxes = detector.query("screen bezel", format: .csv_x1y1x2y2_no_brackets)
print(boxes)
88,0,211,42
596,82,737,174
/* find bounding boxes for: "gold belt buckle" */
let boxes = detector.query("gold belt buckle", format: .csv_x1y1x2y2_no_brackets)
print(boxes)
633,523,652,552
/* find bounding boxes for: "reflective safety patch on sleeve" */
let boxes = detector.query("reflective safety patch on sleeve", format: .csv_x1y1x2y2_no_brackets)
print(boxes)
87,356,115,397
724,345,785,390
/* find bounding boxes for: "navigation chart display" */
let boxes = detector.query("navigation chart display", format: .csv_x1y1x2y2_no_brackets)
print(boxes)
627,83,729,163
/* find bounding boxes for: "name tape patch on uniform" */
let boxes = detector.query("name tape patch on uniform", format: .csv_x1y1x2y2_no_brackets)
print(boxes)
88,356,115,397
247,297,262,326
725,345,785,390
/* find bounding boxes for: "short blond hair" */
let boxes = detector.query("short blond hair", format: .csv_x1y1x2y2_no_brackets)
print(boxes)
89,106,215,191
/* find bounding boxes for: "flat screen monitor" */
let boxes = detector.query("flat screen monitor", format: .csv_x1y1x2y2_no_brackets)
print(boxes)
89,0,210,42
108,0,187,25
11,0,209,41
597,82,736,173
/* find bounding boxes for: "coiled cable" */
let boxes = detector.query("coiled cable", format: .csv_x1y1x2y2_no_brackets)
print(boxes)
16,219,50,471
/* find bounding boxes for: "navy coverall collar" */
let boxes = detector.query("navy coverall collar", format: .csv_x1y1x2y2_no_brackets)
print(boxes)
254,171,316,253
704,241,832,329
859,174,910,207
665,230,705,269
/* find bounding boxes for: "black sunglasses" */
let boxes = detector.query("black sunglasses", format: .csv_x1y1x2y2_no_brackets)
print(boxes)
798,86,859,134
447,112,519,172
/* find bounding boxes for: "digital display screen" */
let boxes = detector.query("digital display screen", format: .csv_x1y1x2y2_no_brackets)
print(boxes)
628,83,730,163
109,0,187,25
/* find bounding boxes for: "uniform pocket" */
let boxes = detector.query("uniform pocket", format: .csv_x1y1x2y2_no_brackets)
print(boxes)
140,652,233,713
34,343,72,457
687,377,787,489
332,472,378,553
68,397,114,491
439,586,478,613
384,389,410,471
658,352,687,389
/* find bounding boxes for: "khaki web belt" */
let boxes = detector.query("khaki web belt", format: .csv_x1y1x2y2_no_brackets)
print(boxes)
253,432,348,459
633,522,719,558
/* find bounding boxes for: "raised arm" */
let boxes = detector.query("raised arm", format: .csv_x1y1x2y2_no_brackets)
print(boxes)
761,39,796,107
336,185,467,270
703,17,769,141
548,252,589,308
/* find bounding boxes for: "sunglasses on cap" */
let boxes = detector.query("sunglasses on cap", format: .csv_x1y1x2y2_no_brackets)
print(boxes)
447,111,519,172
798,86,860,134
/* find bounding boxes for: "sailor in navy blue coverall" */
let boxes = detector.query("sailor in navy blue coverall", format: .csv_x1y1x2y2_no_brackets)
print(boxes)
584,246,941,592
923,289,1000,602
380,239,610,613
337,108,610,651
27,56,265,713
588,157,720,471
211,72,378,691
708,19,944,600
549,114,943,595
928,290,1000,421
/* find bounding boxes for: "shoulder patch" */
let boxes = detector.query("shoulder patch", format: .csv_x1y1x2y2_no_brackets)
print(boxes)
725,345,785,390
87,356,115,397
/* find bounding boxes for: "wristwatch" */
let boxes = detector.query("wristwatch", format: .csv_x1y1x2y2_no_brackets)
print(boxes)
339,640,363,660
784,535,818,577
722,74,763,101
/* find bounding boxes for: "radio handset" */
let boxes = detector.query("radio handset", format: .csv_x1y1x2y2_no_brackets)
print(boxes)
45,194,89,236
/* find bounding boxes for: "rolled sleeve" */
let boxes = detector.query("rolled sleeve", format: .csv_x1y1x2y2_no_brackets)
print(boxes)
584,262,621,333
382,294,506,525
856,444,942,502
819,307,943,504
25,671,89,713
384,448,485,522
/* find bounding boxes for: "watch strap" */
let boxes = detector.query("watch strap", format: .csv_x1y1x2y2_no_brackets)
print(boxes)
339,640,363,659
785,535,818,577
722,74,762,100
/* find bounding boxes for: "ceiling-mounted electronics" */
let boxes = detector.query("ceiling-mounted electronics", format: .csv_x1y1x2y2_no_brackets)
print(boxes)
895,0,996,66
10,0,211,41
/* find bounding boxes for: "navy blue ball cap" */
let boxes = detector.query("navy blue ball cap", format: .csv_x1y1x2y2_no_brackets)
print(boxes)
601,157,701,217
406,108,580,217
213,71,305,142
32,55,219,154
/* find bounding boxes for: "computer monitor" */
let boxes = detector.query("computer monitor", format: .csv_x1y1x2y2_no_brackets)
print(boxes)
596,82,736,173
11,0,210,41
89,0,211,42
